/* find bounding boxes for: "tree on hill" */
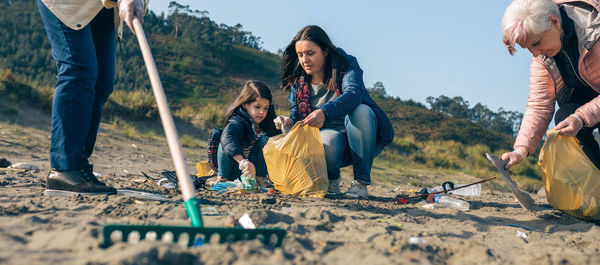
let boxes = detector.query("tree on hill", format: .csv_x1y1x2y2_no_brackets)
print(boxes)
367,81,387,98
426,95,523,136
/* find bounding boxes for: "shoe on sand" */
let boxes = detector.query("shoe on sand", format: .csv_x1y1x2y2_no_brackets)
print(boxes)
44,165,116,196
327,178,341,195
345,180,368,198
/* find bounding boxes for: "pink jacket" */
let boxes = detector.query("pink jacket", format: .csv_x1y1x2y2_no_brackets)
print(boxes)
515,0,600,155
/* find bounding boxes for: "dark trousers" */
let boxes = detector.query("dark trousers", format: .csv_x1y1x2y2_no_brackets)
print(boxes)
554,103,600,170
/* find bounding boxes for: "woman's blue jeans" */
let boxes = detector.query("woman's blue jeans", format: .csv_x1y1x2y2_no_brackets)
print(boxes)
217,135,269,181
321,104,383,185
37,0,116,170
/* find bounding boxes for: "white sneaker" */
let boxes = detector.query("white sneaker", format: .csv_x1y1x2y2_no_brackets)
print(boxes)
327,178,341,195
345,180,368,198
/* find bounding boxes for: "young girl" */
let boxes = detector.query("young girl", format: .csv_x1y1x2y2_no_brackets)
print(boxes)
216,80,278,184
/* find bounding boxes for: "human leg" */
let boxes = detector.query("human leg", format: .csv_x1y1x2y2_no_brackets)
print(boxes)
555,103,600,169
84,8,116,158
38,0,99,170
217,143,242,181
345,104,382,185
37,1,115,195
247,135,269,177
320,129,348,194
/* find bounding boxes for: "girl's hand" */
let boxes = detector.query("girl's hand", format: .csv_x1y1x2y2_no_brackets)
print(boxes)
500,148,527,170
238,159,256,179
555,114,584,137
302,109,326,128
274,116,293,133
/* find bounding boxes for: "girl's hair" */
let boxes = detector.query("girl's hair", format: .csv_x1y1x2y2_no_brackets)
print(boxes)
226,80,278,135
281,25,349,91
502,0,560,55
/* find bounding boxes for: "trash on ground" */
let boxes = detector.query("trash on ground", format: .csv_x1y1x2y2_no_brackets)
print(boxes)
408,237,425,244
240,174,257,190
157,177,176,189
238,213,256,229
422,203,443,209
8,162,40,172
116,189,170,201
435,195,470,211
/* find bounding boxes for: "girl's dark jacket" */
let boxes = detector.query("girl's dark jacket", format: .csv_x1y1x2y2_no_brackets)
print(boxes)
220,107,275,157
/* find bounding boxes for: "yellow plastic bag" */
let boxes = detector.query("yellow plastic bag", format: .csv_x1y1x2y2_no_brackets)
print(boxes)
263,123,328,197
538,129,600,220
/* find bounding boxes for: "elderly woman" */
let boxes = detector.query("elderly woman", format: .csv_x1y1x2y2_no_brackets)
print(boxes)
501,0,600,170
274,25,394,198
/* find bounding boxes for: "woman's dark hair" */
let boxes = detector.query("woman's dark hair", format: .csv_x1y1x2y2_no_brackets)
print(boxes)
281,25,349,91
226,80,278,135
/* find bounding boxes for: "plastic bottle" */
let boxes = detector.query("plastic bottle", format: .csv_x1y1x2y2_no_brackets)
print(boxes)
240,174,256,190
435,195,470,211
450,184,481,197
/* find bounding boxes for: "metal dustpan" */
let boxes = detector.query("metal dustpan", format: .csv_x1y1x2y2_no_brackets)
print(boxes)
101,18,286,248
485,153,535,210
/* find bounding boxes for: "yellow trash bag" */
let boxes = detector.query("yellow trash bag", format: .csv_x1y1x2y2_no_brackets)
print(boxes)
263,123,328,197
538,129,600,220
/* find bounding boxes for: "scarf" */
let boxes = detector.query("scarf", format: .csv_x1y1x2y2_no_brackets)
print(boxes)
295,75,342,119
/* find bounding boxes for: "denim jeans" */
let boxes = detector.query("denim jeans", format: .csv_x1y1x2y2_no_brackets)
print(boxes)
217,135,269,181
321,104,383,185
37,0,116,170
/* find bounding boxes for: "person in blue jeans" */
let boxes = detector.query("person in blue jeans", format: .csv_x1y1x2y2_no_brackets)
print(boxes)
216,80,279,185
37,0,147,195
275,25,394,198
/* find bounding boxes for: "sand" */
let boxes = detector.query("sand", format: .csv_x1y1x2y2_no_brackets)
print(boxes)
1,115,599,265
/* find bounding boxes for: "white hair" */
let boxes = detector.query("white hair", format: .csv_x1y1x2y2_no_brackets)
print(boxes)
502,0,560,55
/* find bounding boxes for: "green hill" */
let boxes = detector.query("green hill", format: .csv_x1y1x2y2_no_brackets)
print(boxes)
0,0,542,191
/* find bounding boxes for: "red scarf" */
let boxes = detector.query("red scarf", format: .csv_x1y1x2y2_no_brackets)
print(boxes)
295,76,342,119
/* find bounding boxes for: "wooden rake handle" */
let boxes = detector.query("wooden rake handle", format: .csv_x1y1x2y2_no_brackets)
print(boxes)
132,18,196,201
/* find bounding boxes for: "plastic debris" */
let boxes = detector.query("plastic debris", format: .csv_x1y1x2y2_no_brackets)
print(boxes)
8,162,40,172
157,177,176,189
408,237,425,244
435,195,470,211
238,213,256,229
241,174,257,190
516,230,528,239
422,203,443,209
398,198,408,204
116,189,170,201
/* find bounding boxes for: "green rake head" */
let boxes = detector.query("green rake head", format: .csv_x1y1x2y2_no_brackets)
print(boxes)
101,224,287,248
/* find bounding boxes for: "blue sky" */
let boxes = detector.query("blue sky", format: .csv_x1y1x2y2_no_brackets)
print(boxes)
148,0,532,113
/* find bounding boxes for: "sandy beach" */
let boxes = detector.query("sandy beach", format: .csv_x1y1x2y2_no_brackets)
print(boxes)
1,115,599,265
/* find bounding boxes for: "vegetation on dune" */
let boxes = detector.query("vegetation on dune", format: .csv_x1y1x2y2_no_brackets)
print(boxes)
0,0,542,190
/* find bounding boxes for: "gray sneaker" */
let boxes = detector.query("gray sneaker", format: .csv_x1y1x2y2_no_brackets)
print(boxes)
345,180,368,198
327,178,341,195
